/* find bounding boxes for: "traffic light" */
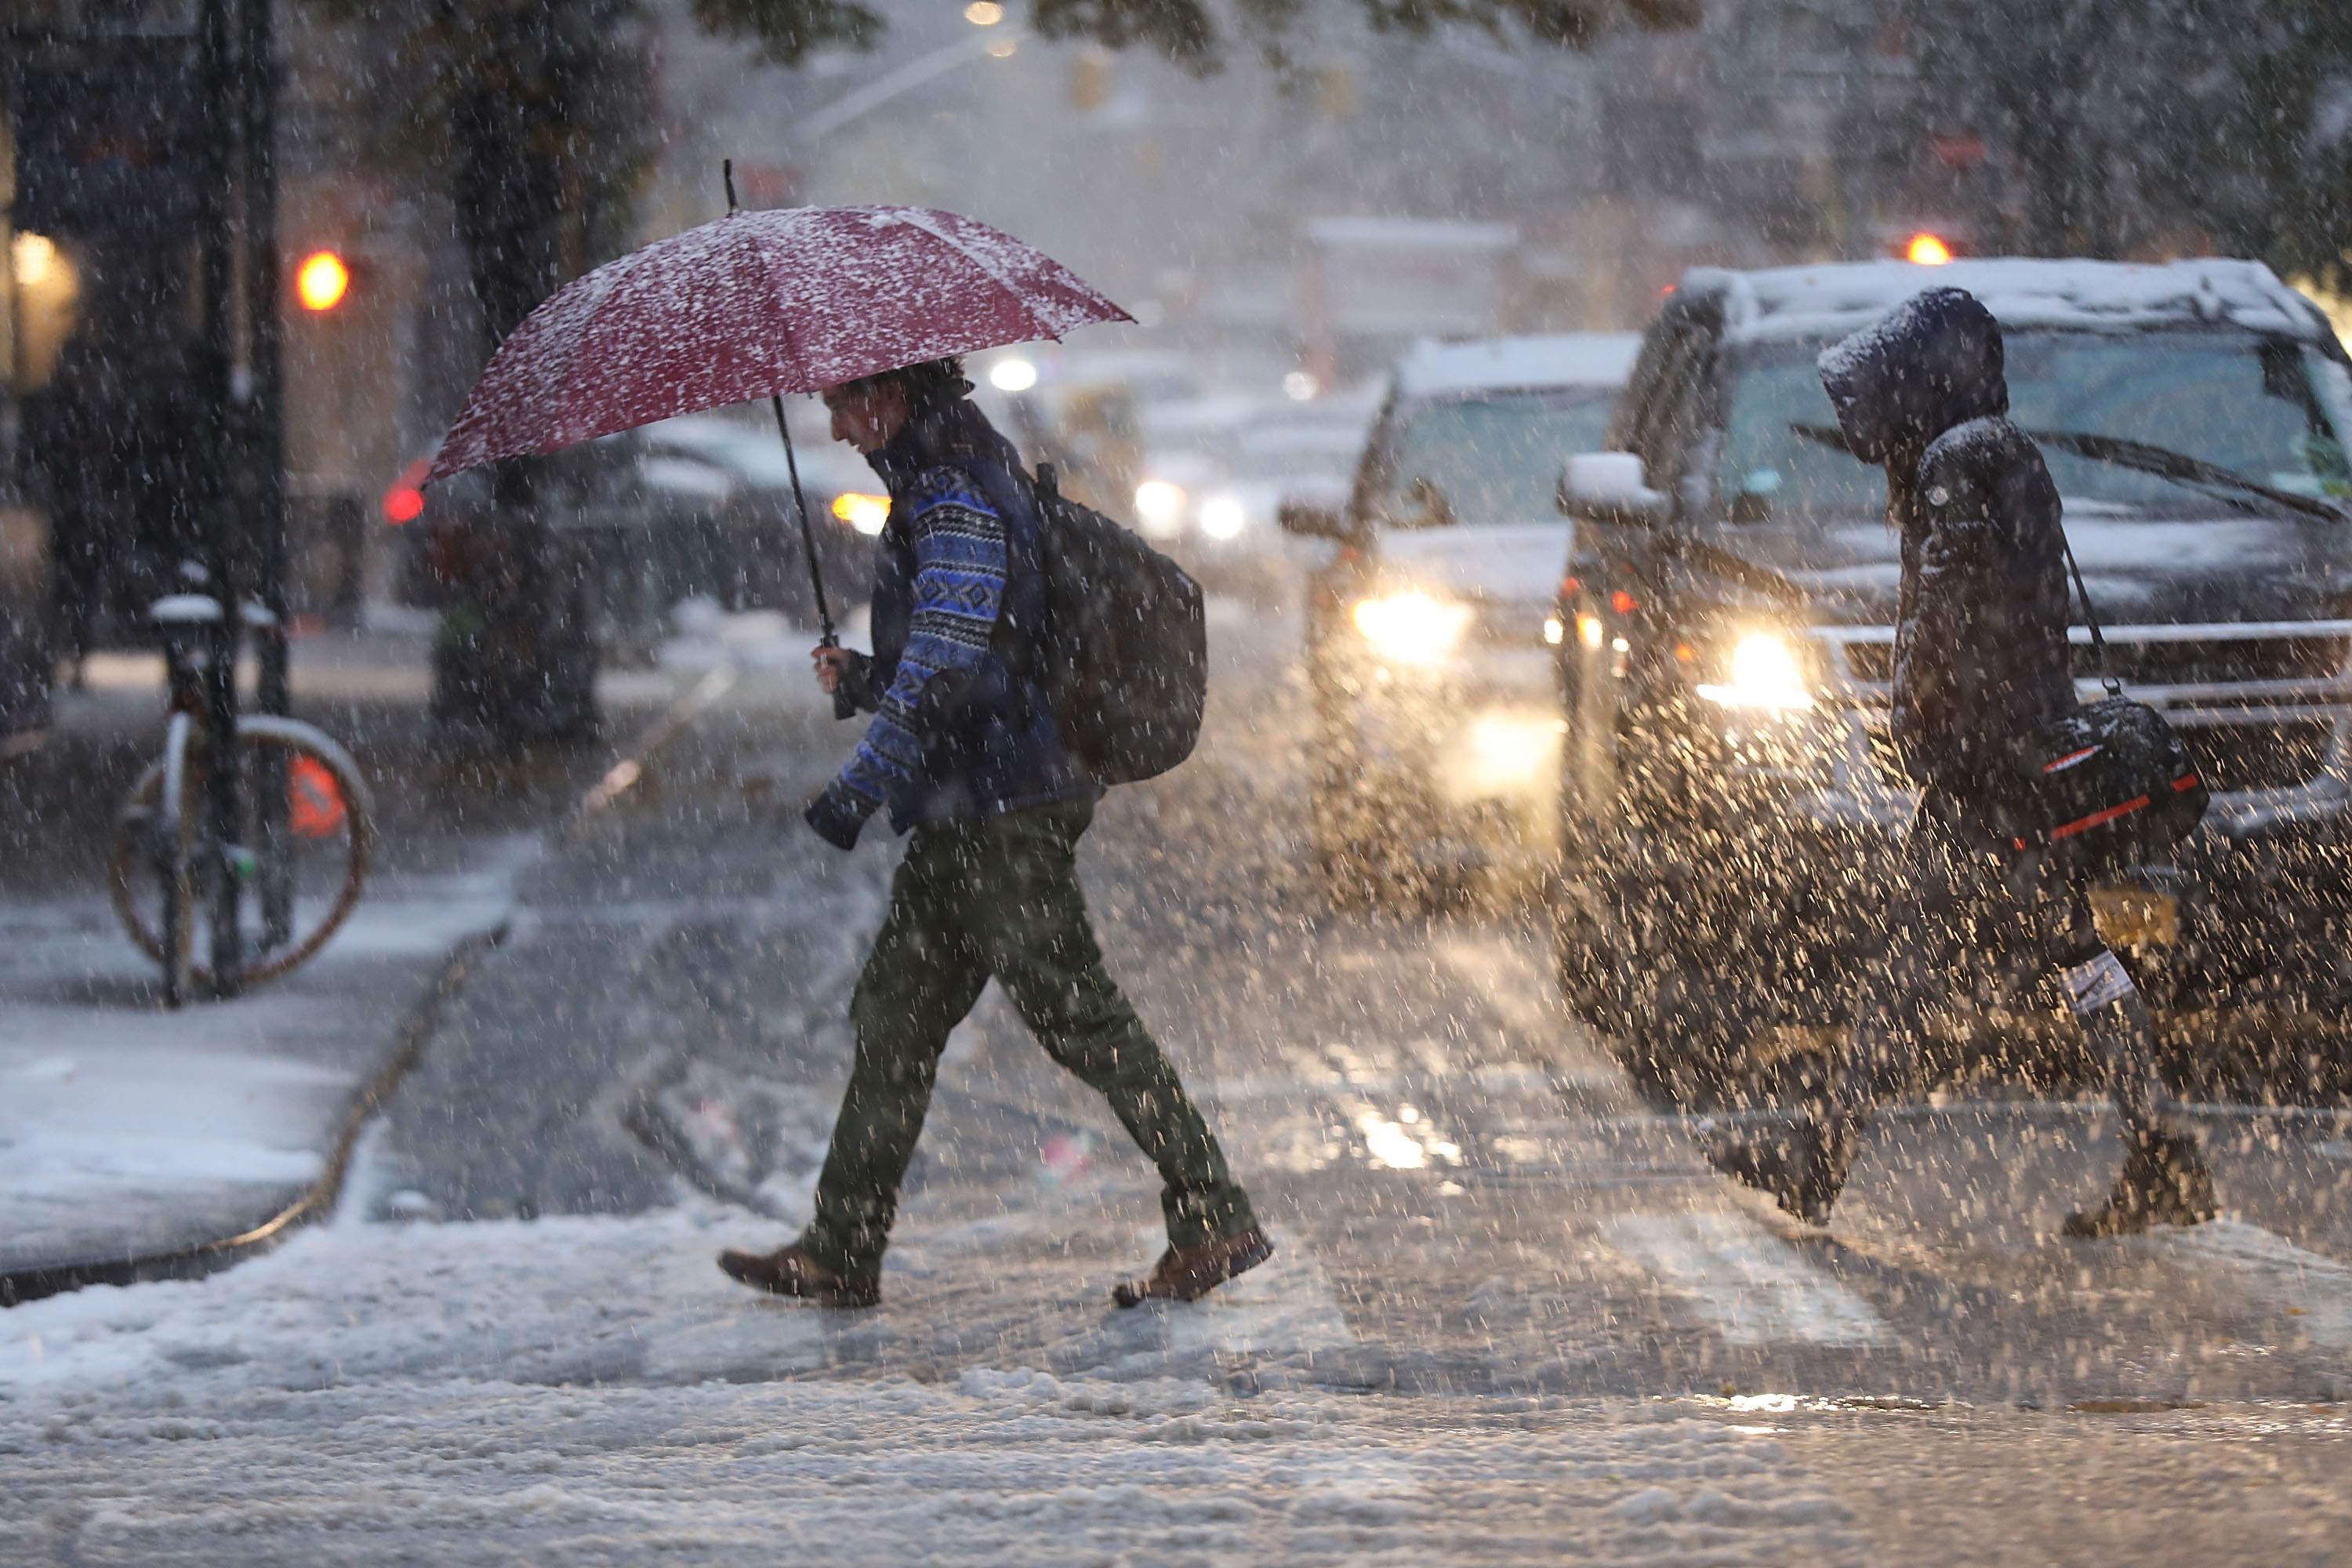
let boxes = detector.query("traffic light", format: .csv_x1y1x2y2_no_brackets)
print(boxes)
1904,231,1955,266
383,456,432,524
296,249,350,311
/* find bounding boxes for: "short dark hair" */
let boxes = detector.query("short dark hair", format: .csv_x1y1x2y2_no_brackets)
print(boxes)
844,355,971,410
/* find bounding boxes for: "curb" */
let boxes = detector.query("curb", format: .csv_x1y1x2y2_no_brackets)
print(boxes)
0,927,505,1308
0,662,741,1310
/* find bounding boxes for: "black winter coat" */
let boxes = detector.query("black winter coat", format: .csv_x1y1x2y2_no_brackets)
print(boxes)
1817,287,2076,793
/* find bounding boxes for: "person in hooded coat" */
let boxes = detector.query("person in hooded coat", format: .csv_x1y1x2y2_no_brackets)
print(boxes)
717,356,1269,1308
1703,287,2216,1236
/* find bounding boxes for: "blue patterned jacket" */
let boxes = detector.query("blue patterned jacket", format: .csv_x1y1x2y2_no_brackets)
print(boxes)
817,397,1095,833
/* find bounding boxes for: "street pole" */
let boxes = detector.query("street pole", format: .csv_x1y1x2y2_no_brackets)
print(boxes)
197,0,245,996
242,0,292,949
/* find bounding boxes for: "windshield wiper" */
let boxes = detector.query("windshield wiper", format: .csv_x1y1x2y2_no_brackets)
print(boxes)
2024,430,2345,523
1789,419,2344,523
1789,421,1850,455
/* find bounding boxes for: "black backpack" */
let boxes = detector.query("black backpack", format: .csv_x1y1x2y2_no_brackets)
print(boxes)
1023,463,1207,786
1999,530,2209,869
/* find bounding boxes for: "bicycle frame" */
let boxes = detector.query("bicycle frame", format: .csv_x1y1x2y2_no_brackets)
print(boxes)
152,592,244,1000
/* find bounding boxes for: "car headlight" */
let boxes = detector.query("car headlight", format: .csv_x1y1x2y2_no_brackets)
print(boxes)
1134,480,1186,537
1694,630,1814,712
1352,590,1473,666
832,492,891,535
1198,494,1247,540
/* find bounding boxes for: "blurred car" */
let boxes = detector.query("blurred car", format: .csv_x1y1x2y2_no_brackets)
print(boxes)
1280,331,1642,903
979,347,1205,526
390,408,886,666
634,412,881,619
1134,419,1372,598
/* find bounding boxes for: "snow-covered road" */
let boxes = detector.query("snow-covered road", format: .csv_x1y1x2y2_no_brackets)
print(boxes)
5,604,2350,1564
0,1155,1862,1566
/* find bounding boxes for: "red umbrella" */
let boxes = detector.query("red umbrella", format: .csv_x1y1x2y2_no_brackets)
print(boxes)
430,202,1129,478
429,190,1130,665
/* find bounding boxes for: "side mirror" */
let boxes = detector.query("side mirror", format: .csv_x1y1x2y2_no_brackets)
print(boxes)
1559,452,1668,528
1277,475,1356,541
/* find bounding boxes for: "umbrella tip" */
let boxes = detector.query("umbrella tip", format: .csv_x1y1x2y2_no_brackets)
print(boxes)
724,158,739,214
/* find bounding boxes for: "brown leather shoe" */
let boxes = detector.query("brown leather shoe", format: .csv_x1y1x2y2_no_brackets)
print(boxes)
1112,1226,1273,1308
717,1243,880,1308
1704,1115,1857,1227
2063,1132,2216,1239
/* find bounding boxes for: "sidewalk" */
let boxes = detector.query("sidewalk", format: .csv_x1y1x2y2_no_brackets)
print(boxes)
0,621,693,1299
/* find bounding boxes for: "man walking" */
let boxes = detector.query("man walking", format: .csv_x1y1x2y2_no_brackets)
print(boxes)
720,357,1269,1308
1704,288,2216,1236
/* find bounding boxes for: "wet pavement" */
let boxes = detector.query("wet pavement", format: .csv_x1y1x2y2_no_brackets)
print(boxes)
368,601,2352,1405
5,602,2350,1563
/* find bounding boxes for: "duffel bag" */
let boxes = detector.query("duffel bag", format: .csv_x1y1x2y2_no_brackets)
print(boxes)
2005,695,2209,870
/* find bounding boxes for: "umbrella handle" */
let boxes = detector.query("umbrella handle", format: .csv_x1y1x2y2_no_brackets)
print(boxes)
821,629,854,721
771,394,855,720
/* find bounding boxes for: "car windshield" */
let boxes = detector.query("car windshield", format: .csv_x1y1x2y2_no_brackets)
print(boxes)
1373,388,1617,528
1717,331,2352,521
1229,431,1363,484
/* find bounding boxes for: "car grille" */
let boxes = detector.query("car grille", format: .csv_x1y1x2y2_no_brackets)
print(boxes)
2176,720,2338,793
1839,635,2350,685
1860,720,2338,793
1839,622,2351,796
2080,638,2350,685
1472,605,1557,647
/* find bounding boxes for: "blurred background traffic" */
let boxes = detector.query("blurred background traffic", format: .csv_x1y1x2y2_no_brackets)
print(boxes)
2,0,2348,748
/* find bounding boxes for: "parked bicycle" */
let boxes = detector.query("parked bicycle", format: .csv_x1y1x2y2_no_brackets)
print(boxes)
107,590,375,1006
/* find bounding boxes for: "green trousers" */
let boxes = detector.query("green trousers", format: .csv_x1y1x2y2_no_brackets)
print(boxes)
799,796,1254,1279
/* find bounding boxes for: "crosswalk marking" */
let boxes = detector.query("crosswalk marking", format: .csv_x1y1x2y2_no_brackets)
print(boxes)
1599,1212,1897,1348
2133,1218,2352,1349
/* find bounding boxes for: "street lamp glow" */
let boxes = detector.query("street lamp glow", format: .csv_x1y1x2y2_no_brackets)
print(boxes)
1282,369,1319,401
297,249,350,310
1905,231,1954,266
988,357,1039,392
964,1,1004,22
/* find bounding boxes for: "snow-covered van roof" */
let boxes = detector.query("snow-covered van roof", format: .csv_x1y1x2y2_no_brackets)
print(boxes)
1682,258,2336,347
1393,332,1643,400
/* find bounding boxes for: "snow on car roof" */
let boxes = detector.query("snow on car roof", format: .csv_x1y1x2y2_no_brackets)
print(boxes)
1686,257,2336,346
1393,332,1642,399
1305,216,1518,250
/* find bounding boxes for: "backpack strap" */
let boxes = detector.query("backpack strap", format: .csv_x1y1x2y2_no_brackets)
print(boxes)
2058,524,2123,699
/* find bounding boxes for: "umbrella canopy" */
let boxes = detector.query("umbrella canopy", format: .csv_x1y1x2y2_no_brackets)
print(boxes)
430,205,1129,480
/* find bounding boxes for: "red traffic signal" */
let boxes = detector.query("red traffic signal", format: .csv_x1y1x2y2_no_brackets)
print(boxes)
297,250,351,311
383,456,433,524
1904,232,1955,266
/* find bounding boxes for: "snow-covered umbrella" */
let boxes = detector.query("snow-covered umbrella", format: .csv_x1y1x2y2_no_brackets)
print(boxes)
430,180,1131,651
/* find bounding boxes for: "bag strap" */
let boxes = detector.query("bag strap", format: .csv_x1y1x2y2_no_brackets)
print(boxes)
2057,524,2123,698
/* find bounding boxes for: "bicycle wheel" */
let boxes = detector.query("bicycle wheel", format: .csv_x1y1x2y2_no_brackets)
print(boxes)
110,716,376,989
